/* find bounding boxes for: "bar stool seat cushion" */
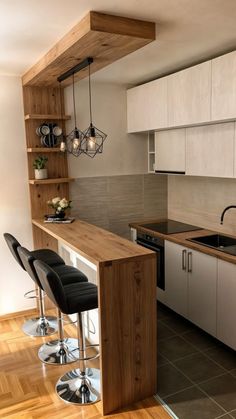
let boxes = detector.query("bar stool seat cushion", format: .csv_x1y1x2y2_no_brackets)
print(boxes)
64,282,98,314
31,249,65,267
53,265,88,286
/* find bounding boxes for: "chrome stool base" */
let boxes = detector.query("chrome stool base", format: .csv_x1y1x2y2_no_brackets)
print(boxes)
22,316,58,337
38,338,79,365
56,368,100,405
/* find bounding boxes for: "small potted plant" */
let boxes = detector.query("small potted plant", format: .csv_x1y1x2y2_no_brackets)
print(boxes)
47,196,72,218
33,156,48,180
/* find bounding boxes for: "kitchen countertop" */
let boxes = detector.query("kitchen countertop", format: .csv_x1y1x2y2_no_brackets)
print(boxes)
130,219,236,265
32,218,154,266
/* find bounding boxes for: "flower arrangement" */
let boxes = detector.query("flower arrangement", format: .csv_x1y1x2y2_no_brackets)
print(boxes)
47,197,72,216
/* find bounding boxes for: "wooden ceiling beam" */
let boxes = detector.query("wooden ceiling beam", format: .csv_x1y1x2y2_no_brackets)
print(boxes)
22,11,156,87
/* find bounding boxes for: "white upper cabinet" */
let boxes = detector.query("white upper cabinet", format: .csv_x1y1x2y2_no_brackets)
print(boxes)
212,51,236,121
127,50,236,135
127,77,168,133
168,61,211,127
155,128,186,173
186,123,235,178
127,83,150,133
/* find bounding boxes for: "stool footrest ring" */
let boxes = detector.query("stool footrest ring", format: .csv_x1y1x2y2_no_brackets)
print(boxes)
24,289,38,299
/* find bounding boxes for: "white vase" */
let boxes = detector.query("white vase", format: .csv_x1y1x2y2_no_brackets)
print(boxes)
34,168,48,180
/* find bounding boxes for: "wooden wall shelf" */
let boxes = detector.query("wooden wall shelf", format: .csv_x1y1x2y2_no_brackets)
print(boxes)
29,177,74,185
22,11,155,87
27,147,62,153
25,114,71,120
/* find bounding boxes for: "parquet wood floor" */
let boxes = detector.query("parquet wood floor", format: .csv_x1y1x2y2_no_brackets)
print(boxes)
0,310,170,419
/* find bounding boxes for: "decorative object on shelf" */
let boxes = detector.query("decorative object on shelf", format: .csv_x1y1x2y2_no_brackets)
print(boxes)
44,216,75,224
36,123,63,148
33,156,48,180
47,196,72,219
80,59,107,158
59,74,83,156
58,57,107,158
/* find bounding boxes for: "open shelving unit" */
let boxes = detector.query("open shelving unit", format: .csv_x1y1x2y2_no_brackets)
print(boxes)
22,85,72,239
148,132,155,173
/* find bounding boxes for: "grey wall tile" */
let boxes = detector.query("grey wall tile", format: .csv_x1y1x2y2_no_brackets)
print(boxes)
144,174,168,219
70,174,168,238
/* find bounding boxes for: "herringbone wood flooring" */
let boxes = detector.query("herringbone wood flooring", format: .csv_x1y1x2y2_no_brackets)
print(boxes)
0,310,170,419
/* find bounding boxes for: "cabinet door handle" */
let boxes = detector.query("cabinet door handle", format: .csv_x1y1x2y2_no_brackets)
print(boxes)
182,249,187,270
187,251,192,273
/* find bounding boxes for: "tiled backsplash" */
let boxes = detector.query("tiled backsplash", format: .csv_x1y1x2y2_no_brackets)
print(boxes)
70,174,167,239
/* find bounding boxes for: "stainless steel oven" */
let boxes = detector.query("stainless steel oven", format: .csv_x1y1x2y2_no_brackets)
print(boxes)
136,232,165,290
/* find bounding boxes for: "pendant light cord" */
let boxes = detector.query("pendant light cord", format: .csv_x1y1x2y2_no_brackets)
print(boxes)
72,73,77,128
59,81,63,128
88,63,93,125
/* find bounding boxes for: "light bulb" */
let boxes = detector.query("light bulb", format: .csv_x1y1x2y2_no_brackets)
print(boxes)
88,137,96,150
60,141,66,152
73,138,80,149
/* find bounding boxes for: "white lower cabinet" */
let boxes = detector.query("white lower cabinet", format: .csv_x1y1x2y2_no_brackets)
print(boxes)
217,259,236,350
165,241,188,317
188,249,217,336
165,241,217,336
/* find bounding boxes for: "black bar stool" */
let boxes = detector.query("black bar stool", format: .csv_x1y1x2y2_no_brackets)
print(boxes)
18,246,88,365
34,259,100,405
3,233,65,337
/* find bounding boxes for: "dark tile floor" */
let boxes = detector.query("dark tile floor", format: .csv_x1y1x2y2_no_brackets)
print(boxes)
156,302,236,419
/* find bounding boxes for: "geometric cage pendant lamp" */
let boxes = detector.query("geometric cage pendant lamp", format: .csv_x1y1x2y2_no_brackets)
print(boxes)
80,60,107,158
59,57,107,158
59,73,83,156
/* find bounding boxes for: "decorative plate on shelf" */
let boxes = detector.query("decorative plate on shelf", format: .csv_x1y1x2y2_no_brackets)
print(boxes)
36,123,63,148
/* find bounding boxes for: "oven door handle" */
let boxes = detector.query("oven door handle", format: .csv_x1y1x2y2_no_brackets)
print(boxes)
136,240,161,253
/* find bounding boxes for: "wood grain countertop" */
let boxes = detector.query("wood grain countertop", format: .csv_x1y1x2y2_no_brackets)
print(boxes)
130,219,236,265
32,219,155,266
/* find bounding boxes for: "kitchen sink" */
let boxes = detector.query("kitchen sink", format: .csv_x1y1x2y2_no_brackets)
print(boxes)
188,234,236,256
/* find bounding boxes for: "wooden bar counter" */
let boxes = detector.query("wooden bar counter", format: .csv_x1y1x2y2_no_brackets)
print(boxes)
32,219,157,415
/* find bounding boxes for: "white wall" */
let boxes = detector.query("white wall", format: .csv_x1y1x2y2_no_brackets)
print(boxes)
0,75,34,316
64,81,148,178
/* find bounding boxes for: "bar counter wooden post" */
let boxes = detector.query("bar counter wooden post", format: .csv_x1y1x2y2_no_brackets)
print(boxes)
32,220,157,415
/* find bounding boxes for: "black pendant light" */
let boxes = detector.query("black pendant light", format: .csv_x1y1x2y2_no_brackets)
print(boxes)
59,81,67,152
80,61,107,158
60,73,83,156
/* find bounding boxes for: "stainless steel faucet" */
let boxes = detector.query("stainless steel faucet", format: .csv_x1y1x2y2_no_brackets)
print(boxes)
220,205,236,224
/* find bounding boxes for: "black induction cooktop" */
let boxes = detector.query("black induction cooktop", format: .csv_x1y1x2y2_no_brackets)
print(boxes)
141,220,201,235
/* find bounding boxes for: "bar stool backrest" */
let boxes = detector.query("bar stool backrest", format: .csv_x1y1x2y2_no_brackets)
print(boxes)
34,260,68,313
3,233,25,270
18,247,42,289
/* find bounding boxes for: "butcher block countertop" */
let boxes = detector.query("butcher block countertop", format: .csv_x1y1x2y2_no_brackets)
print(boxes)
130,219,236,265
32,218,154,266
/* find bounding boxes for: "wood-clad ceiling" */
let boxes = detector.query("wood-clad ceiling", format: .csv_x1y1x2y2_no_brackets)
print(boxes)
22,11,155,87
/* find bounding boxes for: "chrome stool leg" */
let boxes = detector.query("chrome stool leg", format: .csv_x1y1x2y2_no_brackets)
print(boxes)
22,287,58,337
56,312,100,404
38,308,79,364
